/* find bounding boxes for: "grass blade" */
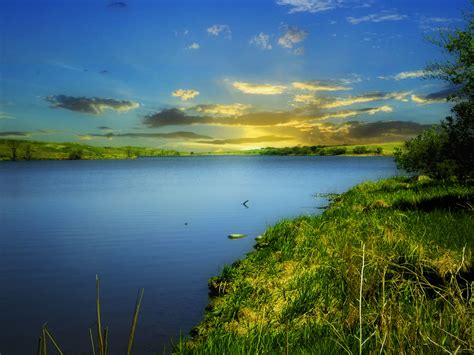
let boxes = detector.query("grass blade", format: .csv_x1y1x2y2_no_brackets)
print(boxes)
44,326,64,355
89,328,96,355
126,288,144,355
96,274,104,355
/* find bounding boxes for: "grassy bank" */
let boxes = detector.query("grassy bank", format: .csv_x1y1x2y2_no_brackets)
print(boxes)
176,177,473,354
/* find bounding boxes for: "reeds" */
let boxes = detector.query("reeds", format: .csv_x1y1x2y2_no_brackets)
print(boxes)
39,276,144,354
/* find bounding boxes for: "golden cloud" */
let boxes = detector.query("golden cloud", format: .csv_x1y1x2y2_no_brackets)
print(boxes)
172,89,200,101
232,81,286,95
190,103,251,116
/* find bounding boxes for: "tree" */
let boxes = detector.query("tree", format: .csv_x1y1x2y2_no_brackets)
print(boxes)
395,6,474,179
24,144,33,160
6,140,21,161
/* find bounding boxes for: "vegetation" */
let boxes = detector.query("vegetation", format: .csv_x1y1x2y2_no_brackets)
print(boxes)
38,276,144,355
249,142,397,156
176,176,473,354
0,139,401,161
395,8,474,179
0,139,181,161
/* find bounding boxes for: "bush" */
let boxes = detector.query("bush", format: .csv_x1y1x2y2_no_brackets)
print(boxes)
68,149,83,160
352,146,368,154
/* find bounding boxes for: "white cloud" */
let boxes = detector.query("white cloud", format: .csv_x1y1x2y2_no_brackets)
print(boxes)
0,112,15,120
292,81,351,92
232,81,286,95
250,32,272,50
419,16,462,32
207,24,231,38
172,89,200,101
347,11,407,25
187,42,200,50
379,70,426,81
277,0,344,13
278,27,308,48
293,47,305,56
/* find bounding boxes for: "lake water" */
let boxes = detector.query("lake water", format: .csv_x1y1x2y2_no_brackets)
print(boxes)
0,156,398,354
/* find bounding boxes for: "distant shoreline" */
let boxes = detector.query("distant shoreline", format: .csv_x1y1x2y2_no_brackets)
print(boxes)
0,139,401,161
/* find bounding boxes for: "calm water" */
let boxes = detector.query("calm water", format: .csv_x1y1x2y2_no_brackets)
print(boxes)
0,156,398,354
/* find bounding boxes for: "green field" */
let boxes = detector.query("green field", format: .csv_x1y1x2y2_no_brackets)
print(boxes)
0,139,403,161
0,139,181,160
176,176,473,354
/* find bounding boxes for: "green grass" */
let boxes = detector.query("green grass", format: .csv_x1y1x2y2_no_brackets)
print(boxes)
0,139,181,161
0,139,402,161
176,176,473,354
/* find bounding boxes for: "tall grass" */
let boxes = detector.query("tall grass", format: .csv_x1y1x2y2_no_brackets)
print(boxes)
38,276,144,355
176,177,473,354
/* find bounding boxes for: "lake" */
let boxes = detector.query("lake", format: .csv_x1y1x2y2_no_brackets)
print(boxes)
0,156,399,354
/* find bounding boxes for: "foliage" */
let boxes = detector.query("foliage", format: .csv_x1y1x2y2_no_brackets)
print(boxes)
176,177,473,354
396,7,474,179
352,146,368,154
0,139,181,161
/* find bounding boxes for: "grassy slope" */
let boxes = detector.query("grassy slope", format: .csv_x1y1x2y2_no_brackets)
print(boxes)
176,177,473,354
0,139,181,160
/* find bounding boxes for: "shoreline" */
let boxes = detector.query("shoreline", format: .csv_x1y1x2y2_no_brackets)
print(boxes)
0,139,400,161
175,176,473,353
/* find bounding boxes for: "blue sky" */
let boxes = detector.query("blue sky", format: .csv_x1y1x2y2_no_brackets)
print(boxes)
0,0,470,151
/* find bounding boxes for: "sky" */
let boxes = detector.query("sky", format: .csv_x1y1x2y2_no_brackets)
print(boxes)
0,0,470,151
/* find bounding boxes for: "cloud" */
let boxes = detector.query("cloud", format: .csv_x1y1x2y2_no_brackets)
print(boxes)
232,81,286,95
172,89,200,101
271,120,432,146
276,0,344,13
293,91,410,109
278,27,308,49
79,131,212,140
418,16,462,32
196,135,293,145
250,32,272,50
346,120,431,140
107,2,127,8
143,105,395,128
0,112,15,120
379,69,425,80
46,95,140,115
97,126,113,130
292,81,351,92
187,42,200,50
411,88,455,105
293,47,305,56
207,24,231,38
347,11,407,25
190,103,251,116
0,131,30,137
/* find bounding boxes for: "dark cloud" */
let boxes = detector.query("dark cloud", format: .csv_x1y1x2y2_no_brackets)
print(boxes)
347,120,432,139
196,135,293,145
0,131,29,137
82,131,212,140
107,2,127,8
411,87,458,104
143,107,390,128
97,126,113,130
282,120,432,146
46,95,139,114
